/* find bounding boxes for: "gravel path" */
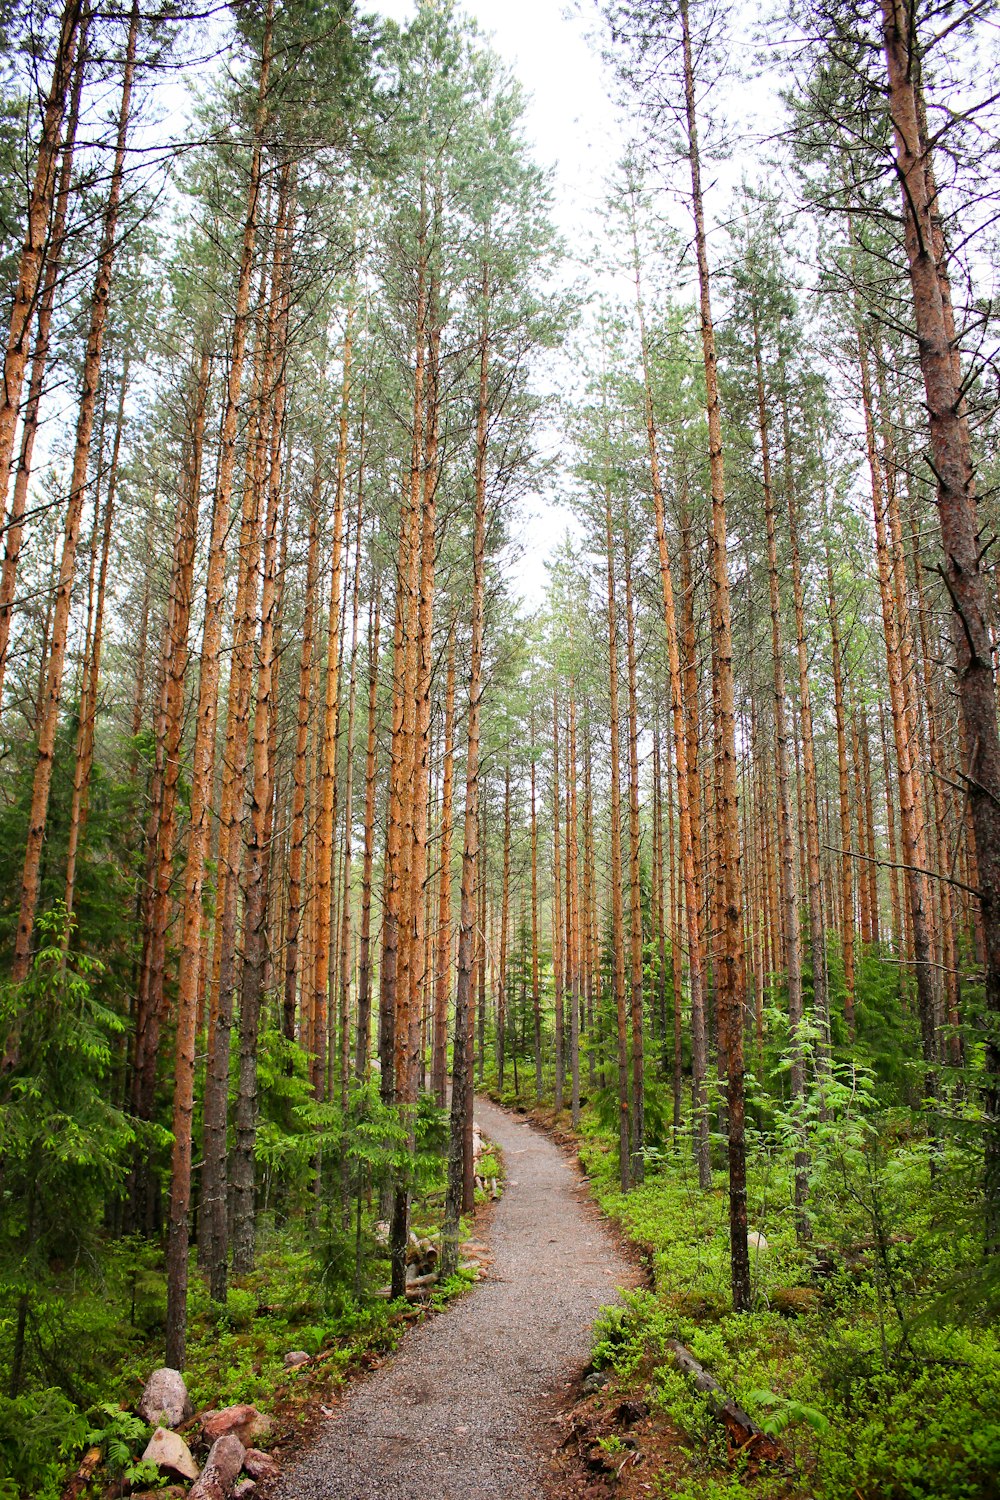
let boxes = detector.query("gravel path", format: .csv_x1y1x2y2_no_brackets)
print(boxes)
273,1097,633,1500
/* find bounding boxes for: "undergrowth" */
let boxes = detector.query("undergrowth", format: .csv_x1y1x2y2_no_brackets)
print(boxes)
577,1092,1000,1500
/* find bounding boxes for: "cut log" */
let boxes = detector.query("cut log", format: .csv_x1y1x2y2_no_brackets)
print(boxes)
666,1341,783,1461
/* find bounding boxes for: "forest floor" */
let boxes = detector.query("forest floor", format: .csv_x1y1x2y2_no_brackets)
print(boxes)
265,1096,637,1500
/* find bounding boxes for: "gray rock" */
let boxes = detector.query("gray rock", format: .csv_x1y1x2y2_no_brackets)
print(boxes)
233,1482,257,1500
283,1350,310,1368
141,1426,199,1482
582,1370,610,1395
138,1367,193,1429
190,1434,246,1500
748,1230,769,1253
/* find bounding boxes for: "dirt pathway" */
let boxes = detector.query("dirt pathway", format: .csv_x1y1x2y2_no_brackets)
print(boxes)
273,1097,633,1500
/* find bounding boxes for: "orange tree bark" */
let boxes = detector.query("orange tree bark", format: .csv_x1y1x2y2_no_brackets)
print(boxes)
284,464,321,1042
0,17,87,716
442,274,490,1275
631,216,710,1184
64,356,127,924
623,525,644,1179
752,300,808,1220
355,578,381,1077
163,3,272,1369
12,0,137,985
604,476,631,1190
680,0,750,1307
431,623,456,1102
0,0,83,499
881,0,1000,1243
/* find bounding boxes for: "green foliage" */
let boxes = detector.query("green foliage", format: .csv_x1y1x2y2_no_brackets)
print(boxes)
0,1389,88,1500
86,1402,151,1482
577,1021,1000,1500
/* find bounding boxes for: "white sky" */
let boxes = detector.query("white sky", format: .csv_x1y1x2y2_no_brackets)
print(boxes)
374,0,631,611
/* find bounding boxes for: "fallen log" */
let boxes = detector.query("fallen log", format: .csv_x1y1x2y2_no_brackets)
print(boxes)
666,1341,783,1463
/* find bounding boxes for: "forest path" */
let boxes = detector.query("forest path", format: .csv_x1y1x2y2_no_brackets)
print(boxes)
273,1096,633,1499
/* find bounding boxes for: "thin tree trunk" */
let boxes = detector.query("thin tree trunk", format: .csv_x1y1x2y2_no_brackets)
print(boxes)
355,579,380,1077
530,709,542,1101
632,229,710,1183
164,5,272,1368
442,274,490,1275
680,0,749,1307
623,526,644,1179
431,624,456,1102
0,17,87,714
314,304,354,1096
604,479,630,1191
0,0,84,496
64,355,128,924
782,391,830,1072
752,301,807,1222
284,467,321,1042
824,516,855,1036
231,168,293,1279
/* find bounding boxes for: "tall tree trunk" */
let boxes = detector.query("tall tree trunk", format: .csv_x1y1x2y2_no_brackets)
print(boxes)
63,357,127,923
752,301,807,1222
552,684,564,1112
0,0,84,497
530,708,542,1101
0,16,87,715
854,298,938,1081
230,169,292,1279
355,579,381,1077
11,0,138,985
314,304,354,1096
431,624,456,1101
284,467,321,1042
604,480,631,1191
680,0,750,1306
131,346,208,1175
631,207,710,1184
782,392,830,1071
623,527,644,1179
824,517,856,1036
881,0,1000,1244
442,274,490,1275
498,762,511,1092
164,5,272,1368
336,395,367,1108
568,684,582,1126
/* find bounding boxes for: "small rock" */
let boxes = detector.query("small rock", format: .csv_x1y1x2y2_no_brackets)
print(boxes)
142,1427,199,1482
771,1286,820,1317
190,1435,246,1500
581,1371,609,1396
201,1404,259,1445
132,1489,187,1500
138,1367,193,1429
243,1449,281,1481
747,1230,769,1253
233,1483,256,1500
283,1350,310,1367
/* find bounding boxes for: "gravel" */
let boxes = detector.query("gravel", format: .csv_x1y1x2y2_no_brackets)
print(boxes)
273,1096,634,1500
